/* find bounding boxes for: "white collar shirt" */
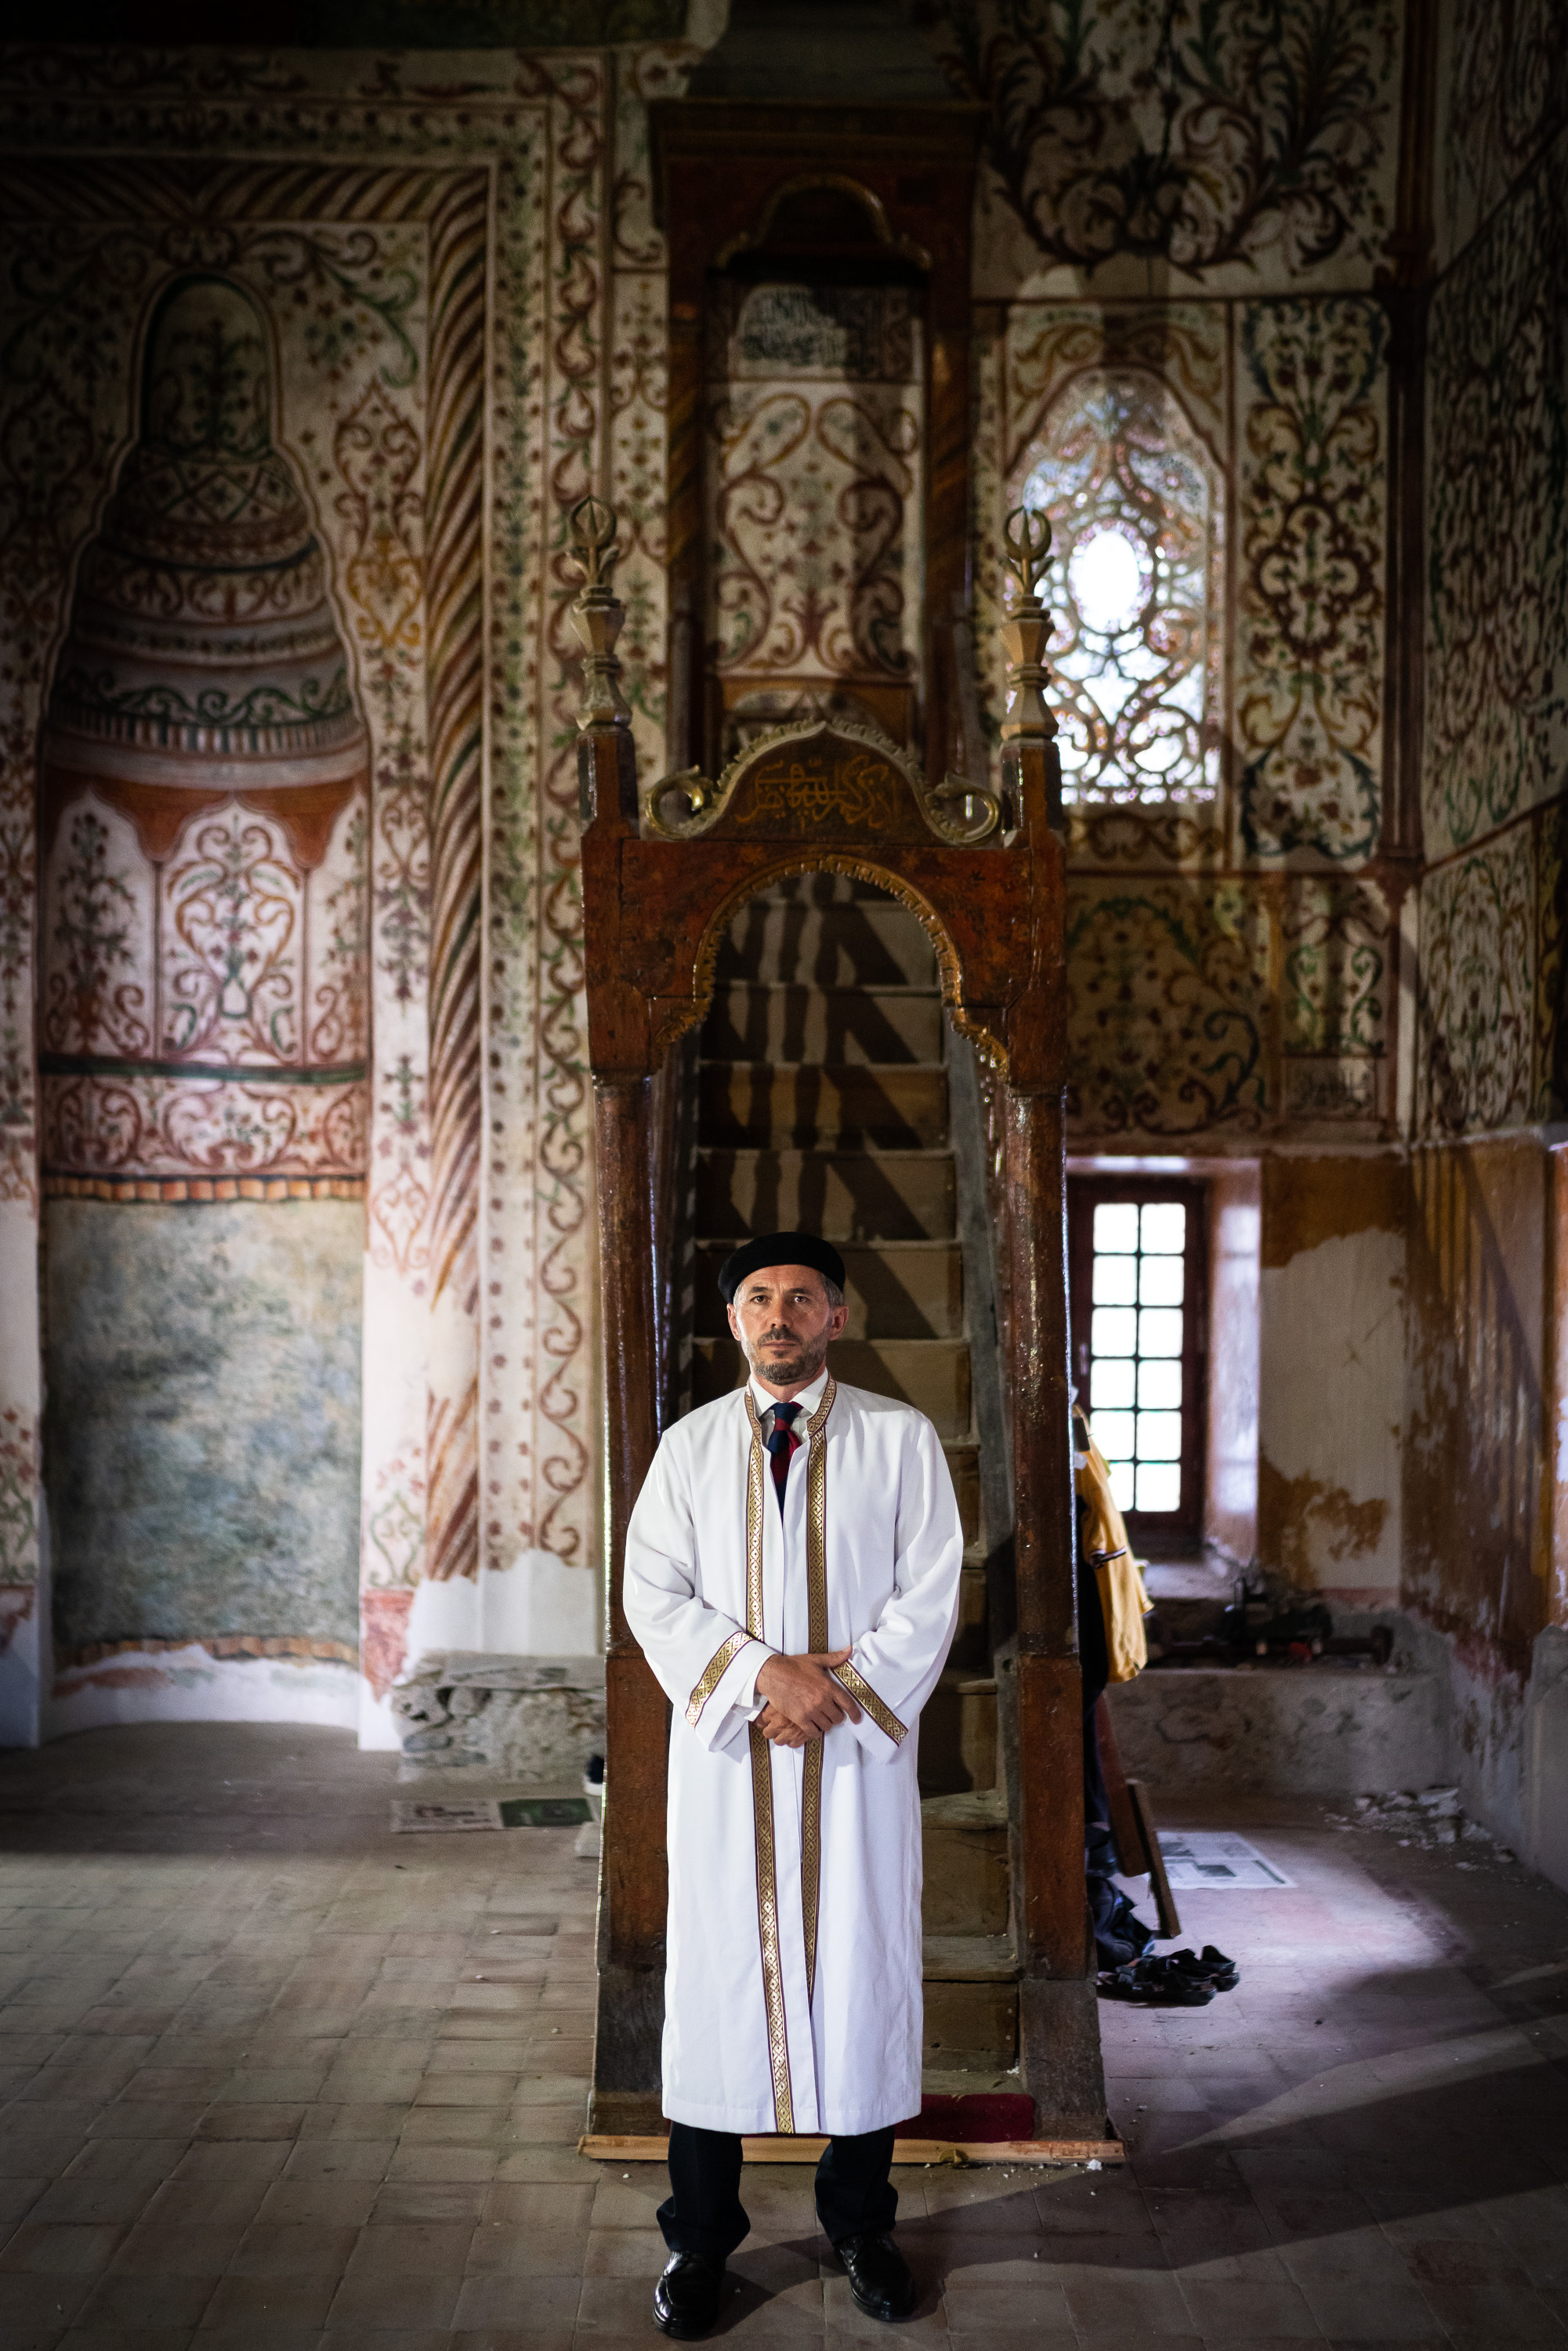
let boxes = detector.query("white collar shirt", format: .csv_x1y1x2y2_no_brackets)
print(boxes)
747,1365,830,1442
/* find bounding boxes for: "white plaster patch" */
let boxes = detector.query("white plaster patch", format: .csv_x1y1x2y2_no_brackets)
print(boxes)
1259,1225,1404,1588
45,1647,359,1737
359,1683,400,1752
403,1548,599,1662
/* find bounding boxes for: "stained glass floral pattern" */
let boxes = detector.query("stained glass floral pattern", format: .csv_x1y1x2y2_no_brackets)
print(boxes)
1017,371,1221,804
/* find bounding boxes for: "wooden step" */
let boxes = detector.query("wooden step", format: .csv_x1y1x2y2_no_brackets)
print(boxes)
702,984,943,1067
951,1563,987,1668
695,1148,956,1241
947,1446,980,1547
922,1788,1009,1935
923,1933,1018,1981
714,899,937,988
692,1240,962,1341
699,1063,947,1150
918,1671,998,1798
921,1935,1019,2069
692,1337,972,1440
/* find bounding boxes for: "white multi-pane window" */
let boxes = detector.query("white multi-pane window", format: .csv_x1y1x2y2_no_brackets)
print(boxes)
1070,1181,1205,1540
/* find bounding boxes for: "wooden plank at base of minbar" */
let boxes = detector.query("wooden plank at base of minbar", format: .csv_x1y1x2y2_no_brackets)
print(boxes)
581,2135,1125,2167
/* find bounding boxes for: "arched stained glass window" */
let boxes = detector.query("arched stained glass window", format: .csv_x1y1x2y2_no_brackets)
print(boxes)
1016,372,1222,804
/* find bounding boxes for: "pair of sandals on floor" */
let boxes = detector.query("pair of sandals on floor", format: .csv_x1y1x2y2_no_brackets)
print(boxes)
1099,1942,1240,2005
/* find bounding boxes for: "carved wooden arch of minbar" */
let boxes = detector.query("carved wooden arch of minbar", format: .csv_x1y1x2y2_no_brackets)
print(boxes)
574,489,1107,2141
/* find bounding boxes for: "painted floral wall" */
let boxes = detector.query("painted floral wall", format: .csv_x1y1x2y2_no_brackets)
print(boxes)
939,0,1414,1608
951,0,1407,1156
0,1,1560,1770
0,34,685,1741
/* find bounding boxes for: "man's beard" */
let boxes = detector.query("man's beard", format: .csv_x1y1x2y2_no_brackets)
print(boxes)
743,1325,829,1388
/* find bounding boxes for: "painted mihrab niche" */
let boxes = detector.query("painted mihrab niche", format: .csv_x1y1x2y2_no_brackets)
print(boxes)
39,273,370,1194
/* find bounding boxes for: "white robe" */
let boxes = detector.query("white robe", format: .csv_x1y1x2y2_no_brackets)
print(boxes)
622,1368,964,2136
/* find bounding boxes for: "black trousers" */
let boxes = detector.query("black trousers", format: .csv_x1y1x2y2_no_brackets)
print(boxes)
657,2121,897,2265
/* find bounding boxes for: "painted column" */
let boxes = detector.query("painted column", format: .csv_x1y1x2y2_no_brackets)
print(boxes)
38,273,370,1729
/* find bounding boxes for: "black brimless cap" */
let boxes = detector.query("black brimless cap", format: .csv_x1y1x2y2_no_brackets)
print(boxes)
717,1231,846,1304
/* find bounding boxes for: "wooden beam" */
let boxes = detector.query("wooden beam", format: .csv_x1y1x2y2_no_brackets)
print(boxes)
580,2134,1125,2168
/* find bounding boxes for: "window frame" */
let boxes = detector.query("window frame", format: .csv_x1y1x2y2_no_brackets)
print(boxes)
1011,365,1224,810
1067,1174,1209,1550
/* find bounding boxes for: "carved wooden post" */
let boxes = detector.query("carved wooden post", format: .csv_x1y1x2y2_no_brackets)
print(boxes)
571,501,670,2132
998,511,1104,2135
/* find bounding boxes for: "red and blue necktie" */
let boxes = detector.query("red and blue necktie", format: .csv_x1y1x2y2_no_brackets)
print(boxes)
766,1400,802,1517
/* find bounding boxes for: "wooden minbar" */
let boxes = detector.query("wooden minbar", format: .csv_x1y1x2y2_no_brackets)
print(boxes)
574,491,1103,2135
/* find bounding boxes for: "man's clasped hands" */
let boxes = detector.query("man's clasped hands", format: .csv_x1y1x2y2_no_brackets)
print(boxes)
753,1650,864,1748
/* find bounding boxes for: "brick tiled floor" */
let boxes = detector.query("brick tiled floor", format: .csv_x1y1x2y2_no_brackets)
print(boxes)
0,1723,1563,2348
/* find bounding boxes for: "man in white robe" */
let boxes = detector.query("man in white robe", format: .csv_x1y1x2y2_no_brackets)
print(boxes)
623,1231,964,2337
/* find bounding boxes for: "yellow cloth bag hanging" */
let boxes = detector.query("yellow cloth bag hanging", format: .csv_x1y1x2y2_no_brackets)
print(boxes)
1074,1417,1151,1684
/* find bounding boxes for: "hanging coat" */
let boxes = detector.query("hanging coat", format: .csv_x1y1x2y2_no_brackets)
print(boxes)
1073,1411,1151,1683
622,1369,964,2137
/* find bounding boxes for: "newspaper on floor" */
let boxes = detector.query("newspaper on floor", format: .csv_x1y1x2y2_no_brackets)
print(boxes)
1157,1829,1294,1889
391,1795,591,1833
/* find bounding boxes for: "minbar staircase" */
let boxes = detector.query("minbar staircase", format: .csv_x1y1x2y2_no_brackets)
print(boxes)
690,873,1019,2087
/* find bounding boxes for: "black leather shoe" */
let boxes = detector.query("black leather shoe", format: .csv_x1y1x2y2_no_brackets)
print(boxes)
837,2230,918,2321
653,2249,727,2338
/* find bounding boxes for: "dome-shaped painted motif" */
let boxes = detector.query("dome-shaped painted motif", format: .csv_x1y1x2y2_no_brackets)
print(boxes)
39,273,369,1192
45,274,364,799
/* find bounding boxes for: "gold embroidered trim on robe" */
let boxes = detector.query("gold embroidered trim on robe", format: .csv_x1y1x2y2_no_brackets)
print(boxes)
832,1661,907,1747
685,1629,752,1729
742,1395,792,2131
800,1377,835,2005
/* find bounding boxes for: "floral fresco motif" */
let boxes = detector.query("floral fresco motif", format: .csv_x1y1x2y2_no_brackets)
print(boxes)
161,810,303,1064
1281,874,1387,1055
1425,140,1568,860
940,0,1400,281
0,1407,37,1587
1236,299,1386,864
41,803,154,1060
42,1067,368,1178
310,799,370,1067
1066,879,1272,1135
1417,824,1535,1138
1280,872,1386,1122
1440,0,1567,263
706,283,923,700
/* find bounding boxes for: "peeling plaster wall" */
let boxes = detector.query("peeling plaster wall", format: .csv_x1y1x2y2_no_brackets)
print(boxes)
1204,1162,1259,1570
1403,1135,1552,1847
1257,1157,1405,1599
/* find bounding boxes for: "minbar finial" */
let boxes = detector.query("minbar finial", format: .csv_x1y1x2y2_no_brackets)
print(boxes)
998,503,1057,746
568,494,621,592
1002,504,1052,603
567,494,631,731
